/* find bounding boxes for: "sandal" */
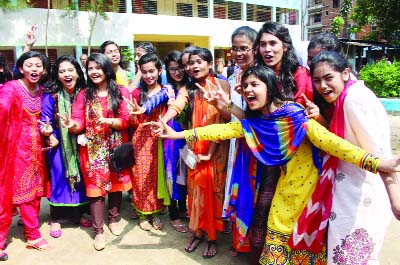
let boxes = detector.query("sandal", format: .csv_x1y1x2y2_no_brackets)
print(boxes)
129,211,139,220
170,221,188,233
150,216,164,230
184,235,204,253
49,222,62,238
26,238,50,251
0,250,8,261
202,240,217,259
138,219,152,231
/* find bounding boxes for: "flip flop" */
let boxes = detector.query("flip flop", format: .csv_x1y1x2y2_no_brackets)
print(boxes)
185,235,204,253
170,222,189,233
150,216,164,230
228,246,240,257
26,238,50,251
138,219,152,231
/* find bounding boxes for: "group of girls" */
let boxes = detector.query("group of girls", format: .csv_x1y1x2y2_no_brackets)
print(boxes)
1,21,400,265
146,22,400,265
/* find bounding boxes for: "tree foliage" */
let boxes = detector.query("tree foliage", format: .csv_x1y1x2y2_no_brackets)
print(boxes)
63,0,118,55
351,0,400,44
359,59,400,98
0,0,27,11
331,16,345,36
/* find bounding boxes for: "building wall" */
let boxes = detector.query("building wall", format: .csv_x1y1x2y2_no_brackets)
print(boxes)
0,0,303,65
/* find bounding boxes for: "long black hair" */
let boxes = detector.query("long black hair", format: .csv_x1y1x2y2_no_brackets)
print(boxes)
85,53,121,115
138,52,163,104
164,50,189,87
254,22,299,100
0,54,13,84
14,51,50,85
242,65,285,118
45,55,86,93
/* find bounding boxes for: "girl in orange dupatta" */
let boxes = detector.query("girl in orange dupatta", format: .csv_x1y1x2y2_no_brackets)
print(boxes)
184,48,231,259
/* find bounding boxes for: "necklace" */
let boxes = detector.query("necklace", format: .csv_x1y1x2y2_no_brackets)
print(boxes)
18,79,39,97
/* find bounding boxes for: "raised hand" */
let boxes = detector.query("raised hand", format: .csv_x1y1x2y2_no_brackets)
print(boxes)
196,79,230,110
123,95,146,115
57,113,74,128
38,116,53,136
143,116,182,139
233,69,243,95
302,93,320,119
26,25,37,47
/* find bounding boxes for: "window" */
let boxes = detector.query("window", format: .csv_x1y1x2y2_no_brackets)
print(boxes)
228,2,241,20
177,3,193,17
246,4,272,22
333,0,340,8
326,10,329,16
197,0,208,18
133,0,157,15
314,14,321,23
276,8,298,25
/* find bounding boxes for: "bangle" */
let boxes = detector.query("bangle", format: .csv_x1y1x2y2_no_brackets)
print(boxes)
225,101,234,111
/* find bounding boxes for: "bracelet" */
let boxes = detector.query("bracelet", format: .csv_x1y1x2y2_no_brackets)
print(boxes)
225,101,234,112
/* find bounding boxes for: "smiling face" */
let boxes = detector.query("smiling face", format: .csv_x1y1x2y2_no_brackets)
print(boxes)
257,33,287,72
312,61,350,104
188,54,212,81
167,61,183,83
104,44,120,66
58,61,79,93
231,35,254,70
242,73,268,114
19,57,45,86
87,61,107,88
140,61,161,87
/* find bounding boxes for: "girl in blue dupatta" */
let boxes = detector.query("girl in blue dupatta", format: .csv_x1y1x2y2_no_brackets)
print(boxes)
147,65,400,265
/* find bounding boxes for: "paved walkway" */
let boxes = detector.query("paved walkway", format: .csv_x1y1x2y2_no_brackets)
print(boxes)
4,114,400,265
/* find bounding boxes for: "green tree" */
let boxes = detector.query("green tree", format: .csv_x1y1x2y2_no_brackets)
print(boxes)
0,0,27,11
64,0,118,55
331,16,344,36
351,0,400,44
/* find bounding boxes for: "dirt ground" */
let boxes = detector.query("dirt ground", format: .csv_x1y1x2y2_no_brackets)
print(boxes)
4,114,400,265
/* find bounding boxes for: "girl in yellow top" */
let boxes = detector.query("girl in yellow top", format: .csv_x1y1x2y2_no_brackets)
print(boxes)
147,65,400,265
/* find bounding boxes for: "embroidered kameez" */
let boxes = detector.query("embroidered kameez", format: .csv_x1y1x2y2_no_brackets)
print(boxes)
183,102,382,265
327,81,392,264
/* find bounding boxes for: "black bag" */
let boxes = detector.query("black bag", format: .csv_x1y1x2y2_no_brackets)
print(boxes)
110,142,135,172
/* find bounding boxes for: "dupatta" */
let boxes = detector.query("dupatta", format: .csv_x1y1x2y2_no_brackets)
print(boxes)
227,102,310,243
289,80,355,253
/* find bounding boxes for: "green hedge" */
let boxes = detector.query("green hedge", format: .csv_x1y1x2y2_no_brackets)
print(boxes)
359,60,400,98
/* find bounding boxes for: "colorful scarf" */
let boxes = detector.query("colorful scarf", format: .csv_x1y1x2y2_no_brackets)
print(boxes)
289,80,355,253
227,102,310,243
86,97,123,192
58,89,80,192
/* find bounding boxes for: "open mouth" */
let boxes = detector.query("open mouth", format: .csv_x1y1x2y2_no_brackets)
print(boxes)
246,95,256,104
64,77,73,86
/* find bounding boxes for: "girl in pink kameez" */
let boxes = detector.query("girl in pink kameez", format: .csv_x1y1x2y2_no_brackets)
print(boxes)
0,51,51,258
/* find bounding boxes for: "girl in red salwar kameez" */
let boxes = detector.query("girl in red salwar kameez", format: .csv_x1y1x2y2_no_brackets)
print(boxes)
0,51,51,258
128,53,169,231
61,53,131,251
183,48,230,259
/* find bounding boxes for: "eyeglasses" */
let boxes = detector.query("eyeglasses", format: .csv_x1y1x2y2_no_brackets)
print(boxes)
231,46,252,53
168,67,183,73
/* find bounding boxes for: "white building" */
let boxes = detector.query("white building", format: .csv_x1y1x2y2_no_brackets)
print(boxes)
0,0,303,67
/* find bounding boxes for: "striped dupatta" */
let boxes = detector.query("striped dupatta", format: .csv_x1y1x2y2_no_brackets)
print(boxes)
289,80,355,253
227,102,310,244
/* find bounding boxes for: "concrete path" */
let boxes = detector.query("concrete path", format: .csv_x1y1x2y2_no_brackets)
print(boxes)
4,114,400,265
